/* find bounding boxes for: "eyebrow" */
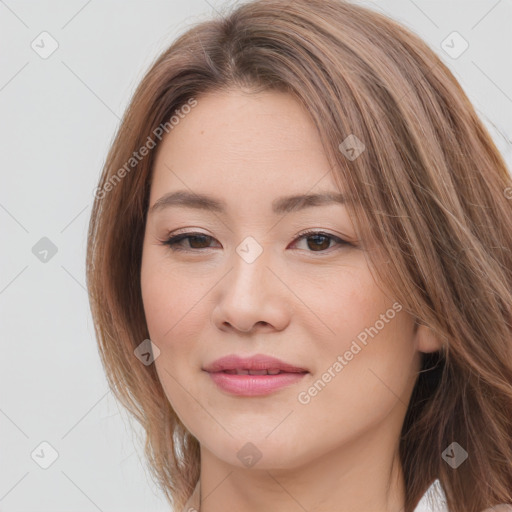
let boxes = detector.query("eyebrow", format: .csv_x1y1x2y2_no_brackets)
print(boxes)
148,189,346,216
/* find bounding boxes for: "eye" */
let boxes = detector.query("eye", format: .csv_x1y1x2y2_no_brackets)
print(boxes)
159,230,351,253
159,232,219,252
290,229,351,253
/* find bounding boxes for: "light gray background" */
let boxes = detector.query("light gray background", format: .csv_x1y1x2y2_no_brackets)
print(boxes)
1,1,511,511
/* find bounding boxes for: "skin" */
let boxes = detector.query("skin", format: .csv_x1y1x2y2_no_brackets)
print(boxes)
140,88,442,512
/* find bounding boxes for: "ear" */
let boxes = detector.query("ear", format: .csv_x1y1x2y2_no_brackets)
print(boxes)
414,321,444,353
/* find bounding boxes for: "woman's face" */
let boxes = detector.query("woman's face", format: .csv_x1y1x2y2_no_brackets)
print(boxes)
140,89,425,472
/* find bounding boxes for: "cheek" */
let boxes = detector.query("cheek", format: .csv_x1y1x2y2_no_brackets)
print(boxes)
140,257,208,430
305,265,393,350
140,268,173,342
293,302,416,458
141,251,206,343
306,268,416,407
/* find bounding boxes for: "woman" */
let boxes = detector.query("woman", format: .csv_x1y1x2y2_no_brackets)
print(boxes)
86,0,512,511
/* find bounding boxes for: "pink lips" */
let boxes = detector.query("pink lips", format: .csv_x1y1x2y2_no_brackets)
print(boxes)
203,354,309,397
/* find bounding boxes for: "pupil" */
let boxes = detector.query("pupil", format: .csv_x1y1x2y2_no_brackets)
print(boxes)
190,235,209,249
308,235,329,251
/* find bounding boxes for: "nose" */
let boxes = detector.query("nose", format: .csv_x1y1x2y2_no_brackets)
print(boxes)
211,245,292,334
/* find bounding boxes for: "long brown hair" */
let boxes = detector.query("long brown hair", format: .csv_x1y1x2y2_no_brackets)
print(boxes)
86,1,512,510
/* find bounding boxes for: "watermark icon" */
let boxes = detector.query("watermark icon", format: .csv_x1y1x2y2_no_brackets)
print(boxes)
236,236,264,264
32,237,58,263
237,442,263,468
94,97,198,200
440,31,469,59
31,441,59,469
31,31,59,59
134,339,161,365
297,301,402,404
504,187,512,200
442,441,468,469
338,134,366,161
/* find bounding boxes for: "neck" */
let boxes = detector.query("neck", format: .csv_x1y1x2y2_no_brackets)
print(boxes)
197,417,407,512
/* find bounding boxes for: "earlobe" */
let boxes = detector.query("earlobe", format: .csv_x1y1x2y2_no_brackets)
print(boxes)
415,321,444,354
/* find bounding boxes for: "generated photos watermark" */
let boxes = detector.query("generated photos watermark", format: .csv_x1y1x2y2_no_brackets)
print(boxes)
297,301,403,405
94,97,198,200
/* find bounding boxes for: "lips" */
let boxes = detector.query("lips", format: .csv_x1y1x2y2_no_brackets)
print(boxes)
203,354,309,375
203,354,309,397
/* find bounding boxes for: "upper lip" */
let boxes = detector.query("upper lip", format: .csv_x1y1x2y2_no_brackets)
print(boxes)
203,354,309,373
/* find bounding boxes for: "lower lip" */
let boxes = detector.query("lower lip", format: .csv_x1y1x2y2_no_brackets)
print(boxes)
205,371,307,396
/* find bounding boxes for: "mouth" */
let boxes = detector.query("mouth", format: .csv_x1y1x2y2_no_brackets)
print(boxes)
203,354,309,396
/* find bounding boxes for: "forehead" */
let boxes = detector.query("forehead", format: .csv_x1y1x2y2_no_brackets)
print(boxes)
149,89,341,199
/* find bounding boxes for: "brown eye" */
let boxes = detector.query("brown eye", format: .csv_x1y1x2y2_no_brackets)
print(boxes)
304,234,332,251
161,233,218,251
187,235,212,249
292,230,350,253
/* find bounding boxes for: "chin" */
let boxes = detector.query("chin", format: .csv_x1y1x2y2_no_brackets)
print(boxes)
202,434,311,472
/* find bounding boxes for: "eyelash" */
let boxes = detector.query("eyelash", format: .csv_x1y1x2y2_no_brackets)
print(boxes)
158,229,351,255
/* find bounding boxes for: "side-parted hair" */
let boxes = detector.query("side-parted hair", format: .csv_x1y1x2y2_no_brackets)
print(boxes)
86,1,512,510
